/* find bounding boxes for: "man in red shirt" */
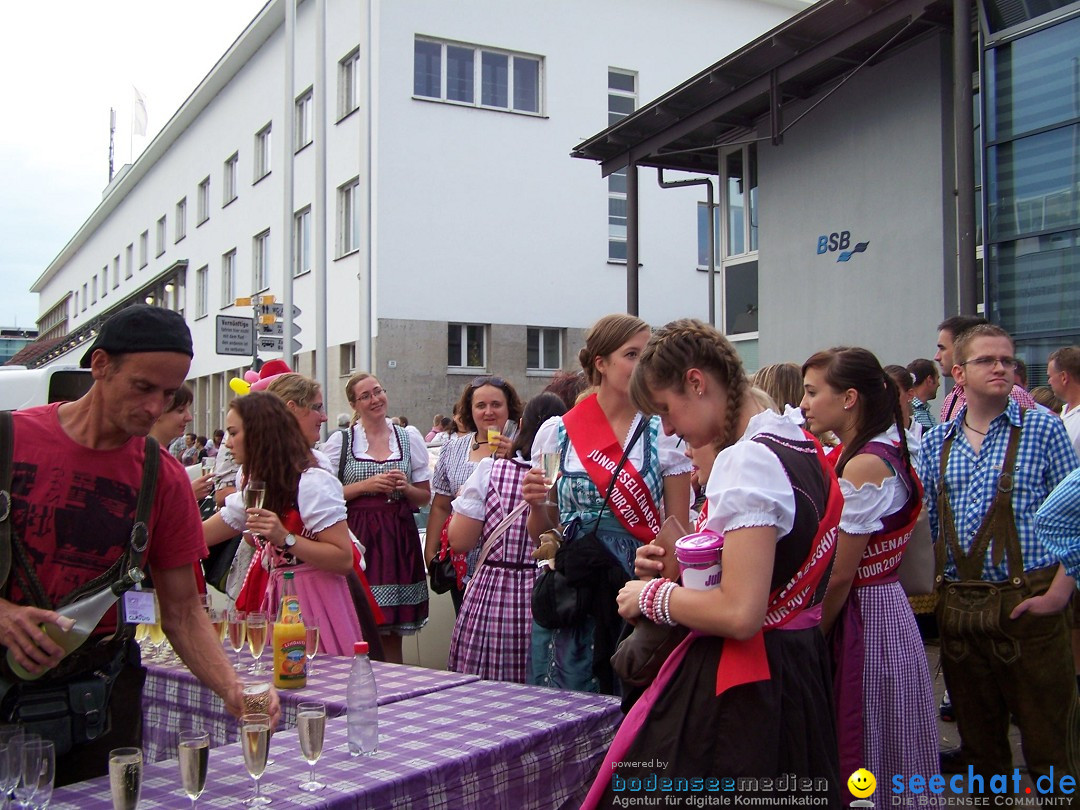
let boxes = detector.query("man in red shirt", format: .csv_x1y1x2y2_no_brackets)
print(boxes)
1,305,279,783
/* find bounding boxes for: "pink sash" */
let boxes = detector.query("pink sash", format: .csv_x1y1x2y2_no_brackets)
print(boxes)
562,395,661,543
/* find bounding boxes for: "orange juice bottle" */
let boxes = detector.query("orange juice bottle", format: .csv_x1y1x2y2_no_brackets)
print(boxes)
273,571,307,689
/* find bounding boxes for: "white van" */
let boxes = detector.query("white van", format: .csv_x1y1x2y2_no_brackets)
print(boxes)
0,365,94,411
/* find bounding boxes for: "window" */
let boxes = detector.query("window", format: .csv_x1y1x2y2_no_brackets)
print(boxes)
73,289,79,315
340,342,356,376
111,257,119,290
156,216,166,256
413,38,543,114
339,49,360,118
338,178,361,256
253,230,270,292
81,284,87,311
91,274,98,304
125,244,133,279
608,69,636,261
195,265,209,318
295,89,313,149
175,198,187,242
448,323,486,368
222,249,237,307
139,232,148,268
294,207,311,276
197,177,210,224
697,202,721,267
254,124,271,181
527,327,561,371
720,143,759,341
224,153,238,204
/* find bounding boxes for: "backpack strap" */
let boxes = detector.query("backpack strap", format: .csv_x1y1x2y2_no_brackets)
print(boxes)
338,427,351,481
0,411,13,591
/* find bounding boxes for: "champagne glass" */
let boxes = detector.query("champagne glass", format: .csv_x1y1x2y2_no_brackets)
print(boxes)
246,612,268,676
539,451,561,507
201,457,216,477
304,622,320,677
296,702,326,792
244,480,266,542
178,730,209,809
228,610,247,669
240,713,271,807
0,726,23,806
9,732,39,810
108,747,142,810
22,739,54,810
147,592,167,663
210,608,228,645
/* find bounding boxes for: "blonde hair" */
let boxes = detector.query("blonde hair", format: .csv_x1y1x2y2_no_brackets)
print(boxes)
631,318,749,450
579,314,650,387
747,386,778,413
266,373,321,410
344,372,376,426
751,363,802,412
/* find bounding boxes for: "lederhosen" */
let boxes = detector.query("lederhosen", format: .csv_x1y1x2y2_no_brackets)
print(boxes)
935,413,1080,785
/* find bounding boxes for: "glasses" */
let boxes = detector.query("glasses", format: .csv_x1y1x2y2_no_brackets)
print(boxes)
960,356,1019,371
470,376,506,389
350,386,387,404
308,402,326,414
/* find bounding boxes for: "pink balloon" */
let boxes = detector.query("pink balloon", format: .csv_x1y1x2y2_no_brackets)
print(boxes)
244,370,260,383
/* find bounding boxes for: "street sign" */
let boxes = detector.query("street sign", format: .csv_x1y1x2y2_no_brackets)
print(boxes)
257,335,301,354
258,303,302,318
257,322,301,337
216,315,253,356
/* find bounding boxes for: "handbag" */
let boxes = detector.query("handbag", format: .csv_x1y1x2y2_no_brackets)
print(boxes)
531,418,649,630
898,507,934,596
427,538,459,595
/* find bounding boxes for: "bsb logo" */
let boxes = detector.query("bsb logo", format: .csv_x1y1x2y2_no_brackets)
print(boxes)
817,230,870,263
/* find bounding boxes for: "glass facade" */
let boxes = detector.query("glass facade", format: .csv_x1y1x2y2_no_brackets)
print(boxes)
984,11,1080,359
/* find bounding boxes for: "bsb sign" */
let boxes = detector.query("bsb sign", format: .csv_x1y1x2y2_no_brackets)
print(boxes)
817,230,869,263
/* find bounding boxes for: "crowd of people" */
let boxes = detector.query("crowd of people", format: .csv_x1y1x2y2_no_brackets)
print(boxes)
4,303,1080,802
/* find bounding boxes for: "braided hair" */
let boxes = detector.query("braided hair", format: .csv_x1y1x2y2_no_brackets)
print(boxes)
630,318,750,451
801,347,910,476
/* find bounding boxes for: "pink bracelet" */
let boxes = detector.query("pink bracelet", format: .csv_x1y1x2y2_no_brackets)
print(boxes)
639,577,662,620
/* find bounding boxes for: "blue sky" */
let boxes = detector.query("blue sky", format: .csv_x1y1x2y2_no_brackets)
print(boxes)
0,0,267,329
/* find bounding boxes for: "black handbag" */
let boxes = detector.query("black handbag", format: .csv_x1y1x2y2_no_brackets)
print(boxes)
530,418,649,630
427,515,458,595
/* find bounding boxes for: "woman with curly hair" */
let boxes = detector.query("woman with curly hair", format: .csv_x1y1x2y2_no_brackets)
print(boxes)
582,319,841,808
203,392,362,656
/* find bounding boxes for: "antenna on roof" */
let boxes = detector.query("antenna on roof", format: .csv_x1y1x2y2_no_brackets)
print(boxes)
108,107,116,183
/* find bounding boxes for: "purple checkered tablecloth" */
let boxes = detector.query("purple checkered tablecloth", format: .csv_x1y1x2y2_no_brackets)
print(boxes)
53,679,622,809
140,648,480,762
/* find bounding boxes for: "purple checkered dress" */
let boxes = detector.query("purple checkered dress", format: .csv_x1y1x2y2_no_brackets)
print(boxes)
447,458,536,682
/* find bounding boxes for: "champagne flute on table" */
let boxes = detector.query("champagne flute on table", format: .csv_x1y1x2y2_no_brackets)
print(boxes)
0,726,23,807
304,621,320,677
210,608,228,645
296,702,326,792
240,713,271,807
246,611,268,676
539,450,562,507
228,610,247,669
22,739,54,810
178,730,209,809
108,747,142,810
9,732,40,810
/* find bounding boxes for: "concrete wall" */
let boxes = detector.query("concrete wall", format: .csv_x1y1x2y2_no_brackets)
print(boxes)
757,33,954,369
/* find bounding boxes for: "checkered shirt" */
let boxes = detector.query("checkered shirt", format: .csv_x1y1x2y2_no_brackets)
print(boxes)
919,398,1078,581
1035,467,1080,581
939,382,1037,423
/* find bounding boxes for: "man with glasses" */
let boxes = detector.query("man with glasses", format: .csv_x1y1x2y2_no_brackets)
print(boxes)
935,315,1037,423
1047,346,1080,458
920,323,1078,789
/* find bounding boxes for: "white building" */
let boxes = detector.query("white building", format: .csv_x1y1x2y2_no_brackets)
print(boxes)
30,0,806,432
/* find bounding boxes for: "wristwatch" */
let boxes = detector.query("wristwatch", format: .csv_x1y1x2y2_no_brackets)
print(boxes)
281,533,297,548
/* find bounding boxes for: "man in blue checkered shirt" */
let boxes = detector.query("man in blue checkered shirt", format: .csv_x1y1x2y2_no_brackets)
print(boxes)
920,323,1078,787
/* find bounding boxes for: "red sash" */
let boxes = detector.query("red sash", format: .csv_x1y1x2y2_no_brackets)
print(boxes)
853,495,921,586
561,394,661,543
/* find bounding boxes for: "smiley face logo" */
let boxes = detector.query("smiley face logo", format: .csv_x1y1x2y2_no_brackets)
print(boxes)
848,768,877,798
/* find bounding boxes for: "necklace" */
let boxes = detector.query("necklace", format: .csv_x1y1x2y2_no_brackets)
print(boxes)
470,432,488,451
963,416,987,436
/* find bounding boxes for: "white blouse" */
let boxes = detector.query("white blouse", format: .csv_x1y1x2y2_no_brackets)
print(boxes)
837,428,913,535
322,420,432,483
532,413,691,478
221,466,348,536
452,454,528,521
704,407,806,540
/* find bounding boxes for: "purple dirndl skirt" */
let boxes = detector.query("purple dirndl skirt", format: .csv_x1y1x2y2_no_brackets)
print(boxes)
346,496,428,635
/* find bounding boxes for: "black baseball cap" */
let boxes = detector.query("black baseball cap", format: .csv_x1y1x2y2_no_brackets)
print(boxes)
80,305,194,368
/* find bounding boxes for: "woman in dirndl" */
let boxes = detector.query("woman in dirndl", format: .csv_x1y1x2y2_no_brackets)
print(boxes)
801,347,937,806
321,373,430,664
446,393,567,681
581,319,842,808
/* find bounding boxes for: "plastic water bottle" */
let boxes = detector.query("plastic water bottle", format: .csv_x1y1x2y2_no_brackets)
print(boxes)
347,641,378,755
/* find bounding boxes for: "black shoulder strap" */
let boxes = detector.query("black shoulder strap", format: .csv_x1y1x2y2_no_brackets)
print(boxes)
393,423,413,476
338,427,351,481
0,411,13,591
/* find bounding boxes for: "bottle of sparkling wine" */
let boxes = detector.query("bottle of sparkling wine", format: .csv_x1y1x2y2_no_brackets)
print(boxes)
6,567,145,681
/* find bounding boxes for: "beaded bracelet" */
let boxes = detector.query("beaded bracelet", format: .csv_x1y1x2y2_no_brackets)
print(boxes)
645,580,678,627
639,577,662,620
659,581,678,626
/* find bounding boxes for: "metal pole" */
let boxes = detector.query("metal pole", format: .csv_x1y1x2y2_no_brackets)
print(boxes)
361,0,375,372
314,0,329,426
954,0,977,315
283,0,296,368
626,162,639,315
657,170,715,326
